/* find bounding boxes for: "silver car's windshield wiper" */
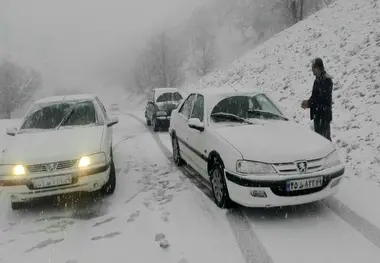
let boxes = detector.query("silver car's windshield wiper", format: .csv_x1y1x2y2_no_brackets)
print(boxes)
211,112,254,124
248,110,288,121
56,103,78,130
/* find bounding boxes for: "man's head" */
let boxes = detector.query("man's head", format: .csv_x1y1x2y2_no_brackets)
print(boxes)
311,57,324,76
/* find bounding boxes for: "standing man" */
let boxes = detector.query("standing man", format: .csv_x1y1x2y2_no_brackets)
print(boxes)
301,58,333,141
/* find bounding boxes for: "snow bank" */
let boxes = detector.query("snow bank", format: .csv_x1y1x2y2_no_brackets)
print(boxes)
200,0,380,184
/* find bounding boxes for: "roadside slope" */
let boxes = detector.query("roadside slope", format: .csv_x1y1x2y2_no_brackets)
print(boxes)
201,0,380,184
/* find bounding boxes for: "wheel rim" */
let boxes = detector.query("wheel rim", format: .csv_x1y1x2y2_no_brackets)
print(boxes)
172,138,179,162
212,168,224,203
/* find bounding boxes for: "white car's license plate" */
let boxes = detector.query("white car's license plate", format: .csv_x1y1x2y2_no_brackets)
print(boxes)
286,177,323,192
32,175,72,189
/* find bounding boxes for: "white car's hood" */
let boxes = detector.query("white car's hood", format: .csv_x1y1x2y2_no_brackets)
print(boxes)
213,121,334,163
2,126,104,164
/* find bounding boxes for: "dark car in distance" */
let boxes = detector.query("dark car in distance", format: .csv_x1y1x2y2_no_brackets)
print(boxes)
145,88,183,131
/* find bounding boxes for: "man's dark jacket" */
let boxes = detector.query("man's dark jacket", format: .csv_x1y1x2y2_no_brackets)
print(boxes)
307,71,333,122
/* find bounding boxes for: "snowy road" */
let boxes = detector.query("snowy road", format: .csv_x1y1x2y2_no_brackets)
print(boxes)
1,112,380,263
0,113,246,263
127,112,380,263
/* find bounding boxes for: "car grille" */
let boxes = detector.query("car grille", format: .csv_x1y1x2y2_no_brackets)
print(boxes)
27,160,77,173
272,158,324,175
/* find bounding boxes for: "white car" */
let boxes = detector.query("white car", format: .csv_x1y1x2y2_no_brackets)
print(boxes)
169,88,345,208
0,94,119,210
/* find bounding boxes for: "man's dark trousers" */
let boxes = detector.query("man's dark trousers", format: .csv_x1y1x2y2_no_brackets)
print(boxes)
314,118,331,141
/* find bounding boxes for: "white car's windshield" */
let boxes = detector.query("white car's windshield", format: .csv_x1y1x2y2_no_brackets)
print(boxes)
20,100,97,131
211,94,287,123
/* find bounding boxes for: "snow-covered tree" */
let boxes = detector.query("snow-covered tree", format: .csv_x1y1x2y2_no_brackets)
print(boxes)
273,0,331,26
0,60,42,119
189,28,217,77
133,32,185,90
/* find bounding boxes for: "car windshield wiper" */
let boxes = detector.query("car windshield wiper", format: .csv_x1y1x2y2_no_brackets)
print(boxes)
56,103,78,130
211,112,254,124
248,110,288,121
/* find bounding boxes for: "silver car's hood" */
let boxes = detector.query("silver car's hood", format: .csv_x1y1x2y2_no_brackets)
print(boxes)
2,126,104,165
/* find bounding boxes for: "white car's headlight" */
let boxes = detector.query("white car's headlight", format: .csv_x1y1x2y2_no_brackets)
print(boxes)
0,164,26,176
156,111,167,116
324,150,341,168
78,153,106,168
236,160,276,175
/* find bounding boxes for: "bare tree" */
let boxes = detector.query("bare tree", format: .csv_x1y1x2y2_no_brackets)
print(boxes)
189,28,217,77
132,31,185,90
273,0,330,25
274,0,305,25
0,60,42,119
219,0,278,44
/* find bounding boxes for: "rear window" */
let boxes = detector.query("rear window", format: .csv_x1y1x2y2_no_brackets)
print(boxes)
156,92,183,102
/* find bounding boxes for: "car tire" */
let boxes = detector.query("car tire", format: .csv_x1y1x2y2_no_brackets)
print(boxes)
11,201,24,210
210,160,234,209
152,117,159,132
101,159,116,196
171,135,184,166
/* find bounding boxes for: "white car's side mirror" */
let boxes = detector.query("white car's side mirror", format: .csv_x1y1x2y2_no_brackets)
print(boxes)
107,116,119,127
6,127,17,136
188,118,205,132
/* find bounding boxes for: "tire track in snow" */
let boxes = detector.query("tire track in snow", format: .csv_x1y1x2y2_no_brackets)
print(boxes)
322,197,380,249
126,112,274,263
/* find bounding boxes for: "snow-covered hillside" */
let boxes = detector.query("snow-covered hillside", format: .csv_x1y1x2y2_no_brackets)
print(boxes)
200,0,380,185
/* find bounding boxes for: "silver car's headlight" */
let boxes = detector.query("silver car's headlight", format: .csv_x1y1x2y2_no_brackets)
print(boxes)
0,164,26,176
236,160,276,175
78,152,106,168
324,150,341,168
156,111,167,116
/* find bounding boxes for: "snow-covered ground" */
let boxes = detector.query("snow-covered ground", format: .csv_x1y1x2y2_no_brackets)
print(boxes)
0,106,380,262
1,0,380,262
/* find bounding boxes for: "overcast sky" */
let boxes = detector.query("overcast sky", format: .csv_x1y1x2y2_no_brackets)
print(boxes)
0,0,206,93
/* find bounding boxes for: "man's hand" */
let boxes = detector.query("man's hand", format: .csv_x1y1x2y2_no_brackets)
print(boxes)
301,100,309,109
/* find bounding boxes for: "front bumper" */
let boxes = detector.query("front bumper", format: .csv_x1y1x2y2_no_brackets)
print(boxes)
0,164,110,202
225,165,345,208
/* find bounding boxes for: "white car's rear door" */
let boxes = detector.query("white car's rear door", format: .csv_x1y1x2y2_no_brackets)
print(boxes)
174,93,196,162
186,94,208,177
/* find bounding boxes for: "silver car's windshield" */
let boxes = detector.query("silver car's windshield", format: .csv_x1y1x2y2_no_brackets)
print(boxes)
20,100,97,131
156,92,183,103
210,94,287,123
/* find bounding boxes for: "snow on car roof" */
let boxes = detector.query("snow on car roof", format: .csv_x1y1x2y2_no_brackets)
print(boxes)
153,87,182,97
152,87,184,101
34,94,97,105
152,87,180,92
194,86,261,98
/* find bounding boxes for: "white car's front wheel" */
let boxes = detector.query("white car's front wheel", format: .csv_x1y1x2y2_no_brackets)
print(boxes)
210,160,233,209
171,135,184,166
101,159,116,195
